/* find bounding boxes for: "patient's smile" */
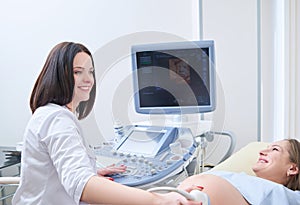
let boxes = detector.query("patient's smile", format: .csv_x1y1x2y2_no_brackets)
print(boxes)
258,158,268,163
252,140,297,186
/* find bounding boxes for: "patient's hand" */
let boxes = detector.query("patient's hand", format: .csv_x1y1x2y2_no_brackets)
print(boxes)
97,164,127,176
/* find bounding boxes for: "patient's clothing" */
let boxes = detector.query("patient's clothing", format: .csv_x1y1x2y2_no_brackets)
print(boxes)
12,103,97,205
208,171,300,205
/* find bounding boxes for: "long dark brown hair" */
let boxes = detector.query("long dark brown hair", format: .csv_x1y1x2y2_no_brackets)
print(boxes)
30,42,96,119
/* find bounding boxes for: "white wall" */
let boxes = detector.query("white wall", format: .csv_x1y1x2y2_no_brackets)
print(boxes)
0,0,265,159
260,0,300,141
0,0,200,146
260,0,276,141
297,1,300,139
202,0,259,153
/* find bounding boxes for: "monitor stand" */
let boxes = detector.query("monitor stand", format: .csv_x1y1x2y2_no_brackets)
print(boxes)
171,114,189,124
165,114,207,131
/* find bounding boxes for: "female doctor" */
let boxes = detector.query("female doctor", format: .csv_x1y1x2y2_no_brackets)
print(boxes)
12,42,200,205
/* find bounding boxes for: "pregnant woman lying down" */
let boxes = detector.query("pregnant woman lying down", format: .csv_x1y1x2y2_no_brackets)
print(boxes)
178,139,300,205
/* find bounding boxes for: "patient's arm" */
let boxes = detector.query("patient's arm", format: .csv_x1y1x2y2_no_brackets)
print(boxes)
178,174,250,205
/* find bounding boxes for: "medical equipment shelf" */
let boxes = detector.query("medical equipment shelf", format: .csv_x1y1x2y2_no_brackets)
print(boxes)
0,147,21,205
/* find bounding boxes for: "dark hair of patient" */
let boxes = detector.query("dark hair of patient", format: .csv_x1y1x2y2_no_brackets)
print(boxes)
30,42,96,120
286,139,300,191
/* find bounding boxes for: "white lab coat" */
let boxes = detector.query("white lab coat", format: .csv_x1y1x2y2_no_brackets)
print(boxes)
12,103,97,205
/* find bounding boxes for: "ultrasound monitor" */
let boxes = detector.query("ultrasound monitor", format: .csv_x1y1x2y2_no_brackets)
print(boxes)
131,40,216,114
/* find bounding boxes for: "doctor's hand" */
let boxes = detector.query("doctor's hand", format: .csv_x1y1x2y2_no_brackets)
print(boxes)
97,164,127,176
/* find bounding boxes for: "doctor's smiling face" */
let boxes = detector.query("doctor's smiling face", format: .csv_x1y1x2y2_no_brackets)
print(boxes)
68,52,95,110
252,140,299,186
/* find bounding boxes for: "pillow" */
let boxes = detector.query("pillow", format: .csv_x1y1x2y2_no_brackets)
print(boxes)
211,141,269,175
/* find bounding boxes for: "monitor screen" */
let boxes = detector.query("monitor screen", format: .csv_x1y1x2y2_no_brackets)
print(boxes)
114,126,177,157
131,40,216,114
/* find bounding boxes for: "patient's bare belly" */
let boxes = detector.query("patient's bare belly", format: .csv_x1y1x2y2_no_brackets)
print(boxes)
178,174,250,205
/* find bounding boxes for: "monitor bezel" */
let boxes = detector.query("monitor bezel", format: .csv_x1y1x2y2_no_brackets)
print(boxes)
131,40,216,115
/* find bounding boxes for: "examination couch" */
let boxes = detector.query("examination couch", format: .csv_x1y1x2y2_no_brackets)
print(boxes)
211,141,269,175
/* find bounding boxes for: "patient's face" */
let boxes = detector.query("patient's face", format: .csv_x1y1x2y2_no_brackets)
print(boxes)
252,140,292,185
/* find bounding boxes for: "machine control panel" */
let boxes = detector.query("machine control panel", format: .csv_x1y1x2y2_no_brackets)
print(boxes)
94,125,196,187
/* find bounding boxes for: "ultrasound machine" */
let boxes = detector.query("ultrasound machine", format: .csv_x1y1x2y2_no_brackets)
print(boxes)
94,40,216,189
